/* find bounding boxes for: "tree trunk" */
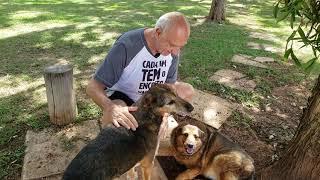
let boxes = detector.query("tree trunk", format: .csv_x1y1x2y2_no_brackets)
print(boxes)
258,74,320,180
207,0,225,23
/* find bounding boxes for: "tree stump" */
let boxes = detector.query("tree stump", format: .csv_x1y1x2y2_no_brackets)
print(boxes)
44,64,77,125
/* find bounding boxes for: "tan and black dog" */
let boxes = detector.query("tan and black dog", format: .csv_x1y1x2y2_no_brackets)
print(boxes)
63,84,193,180
171,119,254,180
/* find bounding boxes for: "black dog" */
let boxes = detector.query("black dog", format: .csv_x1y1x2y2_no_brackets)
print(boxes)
63,84,193,180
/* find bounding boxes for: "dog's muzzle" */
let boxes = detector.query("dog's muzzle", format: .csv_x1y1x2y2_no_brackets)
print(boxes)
185,144,196,155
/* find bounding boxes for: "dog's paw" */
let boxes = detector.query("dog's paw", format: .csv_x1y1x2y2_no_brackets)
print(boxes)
175,168,200,180
175,175,187,180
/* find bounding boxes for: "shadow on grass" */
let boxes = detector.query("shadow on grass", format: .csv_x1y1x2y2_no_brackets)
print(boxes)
0,1,212,178
227,0,287,28
0,25,110,77
180,21,278,80
0,0,212,78
226,0,320,74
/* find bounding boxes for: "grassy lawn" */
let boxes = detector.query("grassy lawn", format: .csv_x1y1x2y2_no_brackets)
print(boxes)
0,0,318,179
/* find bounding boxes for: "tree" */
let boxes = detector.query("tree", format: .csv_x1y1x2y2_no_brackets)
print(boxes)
258,0,320,179
274,0,319,73
207,0,225,23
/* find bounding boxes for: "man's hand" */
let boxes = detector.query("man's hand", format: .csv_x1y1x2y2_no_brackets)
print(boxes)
102,104,138,130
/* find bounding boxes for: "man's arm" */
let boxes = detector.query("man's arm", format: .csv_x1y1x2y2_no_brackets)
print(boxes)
86,78,112,110
86,78,138,130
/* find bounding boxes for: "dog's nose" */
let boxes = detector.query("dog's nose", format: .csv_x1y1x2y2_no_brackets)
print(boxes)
187,144,194,149
186,103,194,112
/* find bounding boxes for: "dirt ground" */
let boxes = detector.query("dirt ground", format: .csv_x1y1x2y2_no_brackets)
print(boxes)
158,78,313,179
223,82,312,171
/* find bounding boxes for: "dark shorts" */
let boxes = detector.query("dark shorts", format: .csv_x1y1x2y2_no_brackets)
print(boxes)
109,91,134,106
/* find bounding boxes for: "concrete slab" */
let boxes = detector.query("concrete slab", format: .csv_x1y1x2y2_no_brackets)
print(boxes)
213,69,246,79
191,89,235,129
231,54,268,68
254,56,275,63
209,69,256,91
233,78,256,91
247,42,264,50
249,32,278,41
247,42,278,53
22,120,100,180
22,119,168,180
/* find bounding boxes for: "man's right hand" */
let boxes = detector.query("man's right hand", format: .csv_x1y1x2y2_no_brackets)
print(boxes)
86,79,139,130
102,104,138,131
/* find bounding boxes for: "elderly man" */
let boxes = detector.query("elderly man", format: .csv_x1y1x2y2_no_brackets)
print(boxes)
87,12,194,130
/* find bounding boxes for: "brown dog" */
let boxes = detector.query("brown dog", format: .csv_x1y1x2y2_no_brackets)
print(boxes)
63,84,193,180
171,119,254,180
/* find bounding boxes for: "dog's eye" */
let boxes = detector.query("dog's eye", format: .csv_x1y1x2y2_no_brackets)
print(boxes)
168,100,175,105
183,133,188,137
194,135,199,139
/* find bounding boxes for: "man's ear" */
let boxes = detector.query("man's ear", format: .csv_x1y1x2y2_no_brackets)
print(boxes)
155,27,162,38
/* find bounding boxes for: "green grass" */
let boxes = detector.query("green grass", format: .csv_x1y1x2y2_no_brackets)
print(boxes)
229,111,254,128
0,0,318,179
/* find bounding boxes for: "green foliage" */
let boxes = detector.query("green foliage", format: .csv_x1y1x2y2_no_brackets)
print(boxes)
274,0,320,73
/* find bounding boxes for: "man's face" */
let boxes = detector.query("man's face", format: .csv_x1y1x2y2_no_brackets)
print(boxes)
155,26,189,56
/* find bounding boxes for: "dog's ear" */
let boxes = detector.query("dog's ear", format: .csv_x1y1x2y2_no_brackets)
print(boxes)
156,94,167,107
141,93,155,108
171,125,183,146
198,128,207,141
150,83,174,93
141,90,167,108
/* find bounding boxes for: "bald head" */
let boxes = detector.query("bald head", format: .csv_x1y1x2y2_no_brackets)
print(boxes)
155,12,190,36
150,12,190,56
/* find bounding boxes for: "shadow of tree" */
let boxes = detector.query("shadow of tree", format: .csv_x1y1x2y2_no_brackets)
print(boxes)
0,0,212,79
180,22,277,80
0,1,211,178
226,0,320,72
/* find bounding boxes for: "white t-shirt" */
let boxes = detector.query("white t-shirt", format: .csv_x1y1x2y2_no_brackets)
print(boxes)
94,28,179,102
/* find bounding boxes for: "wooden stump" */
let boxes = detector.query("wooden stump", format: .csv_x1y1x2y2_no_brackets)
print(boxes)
44,64,77,125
